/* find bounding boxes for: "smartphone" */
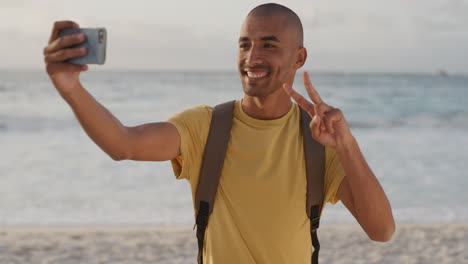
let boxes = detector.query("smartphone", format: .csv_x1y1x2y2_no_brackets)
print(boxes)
58,27,107,65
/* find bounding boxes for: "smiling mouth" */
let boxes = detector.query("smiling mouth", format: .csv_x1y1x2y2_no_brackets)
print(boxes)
243,70,270,82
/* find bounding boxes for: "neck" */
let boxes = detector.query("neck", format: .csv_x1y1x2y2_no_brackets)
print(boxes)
241,88,292,120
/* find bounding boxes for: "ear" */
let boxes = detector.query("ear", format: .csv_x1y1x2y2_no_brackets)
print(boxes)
295,47,307,69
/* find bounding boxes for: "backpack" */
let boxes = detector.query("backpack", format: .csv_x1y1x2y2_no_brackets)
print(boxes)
194,100,325,264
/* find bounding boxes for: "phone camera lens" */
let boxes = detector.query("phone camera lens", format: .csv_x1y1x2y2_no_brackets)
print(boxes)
98,30,104,44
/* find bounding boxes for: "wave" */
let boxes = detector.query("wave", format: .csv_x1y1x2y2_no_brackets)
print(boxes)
323,205,468,224
349,111,468,130
1,108,467,134
0,115,77,133
0,122,7,132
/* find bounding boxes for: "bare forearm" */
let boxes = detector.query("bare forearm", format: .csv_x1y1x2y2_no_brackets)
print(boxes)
336,136,395,240
60,81,130,160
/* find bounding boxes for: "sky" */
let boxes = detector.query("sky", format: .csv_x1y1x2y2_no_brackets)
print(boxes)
1,0,467,73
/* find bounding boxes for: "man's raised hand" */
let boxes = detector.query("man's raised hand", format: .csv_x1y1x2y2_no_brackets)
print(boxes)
43,20,88,96
283,72,353,148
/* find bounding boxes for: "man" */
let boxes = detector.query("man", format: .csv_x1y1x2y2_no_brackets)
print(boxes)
43,3,395,264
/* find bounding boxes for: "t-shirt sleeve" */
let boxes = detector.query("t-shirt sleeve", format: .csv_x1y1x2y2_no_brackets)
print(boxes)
165,105,212,181
323,146,346,205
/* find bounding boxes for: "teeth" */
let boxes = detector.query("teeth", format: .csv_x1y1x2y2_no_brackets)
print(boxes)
247,71,268,78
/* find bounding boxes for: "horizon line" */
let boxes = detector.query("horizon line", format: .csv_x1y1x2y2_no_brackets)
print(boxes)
1,68,466,76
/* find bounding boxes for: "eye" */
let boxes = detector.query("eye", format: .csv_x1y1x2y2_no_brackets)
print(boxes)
239,43,250,49
264,43,276,48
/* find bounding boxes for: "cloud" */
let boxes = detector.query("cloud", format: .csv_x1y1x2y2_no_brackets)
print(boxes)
415,16,467,32
299,2,402,32
106,22,237,70
0,0,29,6
405,0,468,33
0,2,91,42
297,5,316,26
1,0,467,72
301,7,348,29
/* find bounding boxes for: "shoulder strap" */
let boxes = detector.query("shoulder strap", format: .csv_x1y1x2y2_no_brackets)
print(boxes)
300,107,325,264
194,102,324,264
194,100,235,264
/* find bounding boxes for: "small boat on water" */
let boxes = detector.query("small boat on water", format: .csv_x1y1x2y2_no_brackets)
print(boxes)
436,69,449,77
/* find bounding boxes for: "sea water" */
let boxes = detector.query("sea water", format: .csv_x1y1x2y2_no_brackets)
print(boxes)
0,70,467,225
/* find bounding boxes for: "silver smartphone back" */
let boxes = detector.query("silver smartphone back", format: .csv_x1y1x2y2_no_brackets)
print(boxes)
58,27,107,65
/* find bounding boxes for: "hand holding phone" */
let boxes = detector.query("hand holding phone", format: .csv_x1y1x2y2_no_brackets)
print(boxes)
58,27,107,65
44,21,107,96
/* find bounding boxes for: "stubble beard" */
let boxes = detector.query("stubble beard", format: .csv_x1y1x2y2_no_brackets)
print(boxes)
242,81,282,98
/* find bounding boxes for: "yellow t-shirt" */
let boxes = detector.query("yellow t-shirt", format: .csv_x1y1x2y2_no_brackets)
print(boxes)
167,100,346,264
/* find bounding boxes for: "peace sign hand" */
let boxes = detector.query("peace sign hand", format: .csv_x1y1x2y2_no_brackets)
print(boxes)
283,72,353,148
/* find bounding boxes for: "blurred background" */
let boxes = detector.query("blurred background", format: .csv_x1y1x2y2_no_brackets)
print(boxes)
1,0,467,227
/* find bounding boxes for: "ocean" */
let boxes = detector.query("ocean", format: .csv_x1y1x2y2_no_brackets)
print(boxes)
1,70,467,226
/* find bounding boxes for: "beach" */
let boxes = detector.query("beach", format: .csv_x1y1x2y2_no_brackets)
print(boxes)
1,223,466,264
1,71,467,263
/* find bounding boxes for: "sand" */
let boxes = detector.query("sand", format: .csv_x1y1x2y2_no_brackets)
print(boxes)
0,223,466,264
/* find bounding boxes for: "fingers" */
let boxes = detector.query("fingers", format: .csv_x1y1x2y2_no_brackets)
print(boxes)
284,77,340,138
316,102,334,120
302,71,324,105
283,83,316,117
45,62,88,76
44,21,86,64
48,20,79,44
44,33,86,55
322,115,334,134
310,114,321,139
321,108,343,135
44,46,87,63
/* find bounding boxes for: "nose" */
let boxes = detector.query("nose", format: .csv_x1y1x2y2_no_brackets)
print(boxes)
245,44,264,66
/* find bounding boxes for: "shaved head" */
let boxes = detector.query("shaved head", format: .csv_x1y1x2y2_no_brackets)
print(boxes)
238,3,308,98
247,3,304,47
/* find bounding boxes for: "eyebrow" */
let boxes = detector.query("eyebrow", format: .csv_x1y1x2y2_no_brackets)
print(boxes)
238,35,281,42
261,35,280,42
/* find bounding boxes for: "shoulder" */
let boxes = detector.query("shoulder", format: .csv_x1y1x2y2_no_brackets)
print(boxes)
165,104,215,149
167,104,213,129
169,104,213,121
165,104,214,181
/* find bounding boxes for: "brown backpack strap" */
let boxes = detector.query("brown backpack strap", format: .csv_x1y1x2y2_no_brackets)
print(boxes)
195,100,235,264
194,102,324,264
300,107,325,264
